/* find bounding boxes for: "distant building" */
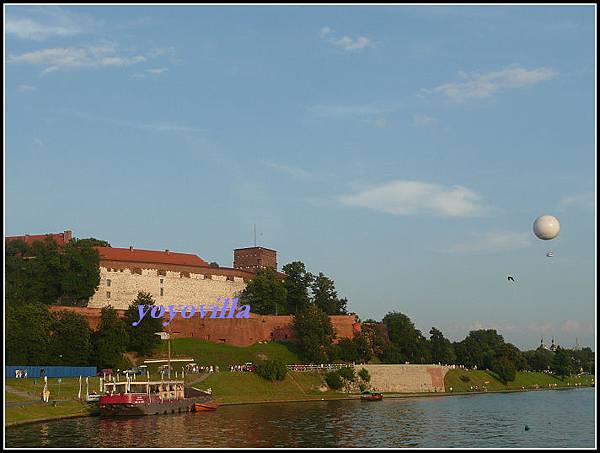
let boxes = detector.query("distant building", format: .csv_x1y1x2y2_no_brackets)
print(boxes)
5,229,72,246
234,246,277,272
7,229,360,345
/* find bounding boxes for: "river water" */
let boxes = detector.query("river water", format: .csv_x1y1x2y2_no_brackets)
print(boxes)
5,387,595,448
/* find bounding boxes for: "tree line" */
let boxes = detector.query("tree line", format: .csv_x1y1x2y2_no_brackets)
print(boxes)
5,239,594,380
291,309,594,383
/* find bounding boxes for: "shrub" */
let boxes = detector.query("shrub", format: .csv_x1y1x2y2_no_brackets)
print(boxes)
256,360,287,382
459,374,470,382
338,366,356,382
359,383,367,392
325,371,343,390
358,368,371,383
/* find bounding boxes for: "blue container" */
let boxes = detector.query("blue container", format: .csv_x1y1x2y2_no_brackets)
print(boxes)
6,365,97,378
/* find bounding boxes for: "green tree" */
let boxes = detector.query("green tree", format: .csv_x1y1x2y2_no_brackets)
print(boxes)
325,371,343,390
92,306,129,369
6,303,52,365
125,292,163,356
256,360,288,381
353,333,373,364
291,305,335,363
311,273,347,315
282,261,313,314
336,338,359,363
525,347,554,371
429,327,456,364
239,267,288,315
75,238,111,247
49,311,93,365
491,356,517,384
454,329,506,370
381,344,405,364
358,367,371,383
382,312,429,363
5,236,101,307
551,346,574,379
59,239,101,306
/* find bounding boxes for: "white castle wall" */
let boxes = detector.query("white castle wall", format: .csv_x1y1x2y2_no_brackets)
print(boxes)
87,266,247,310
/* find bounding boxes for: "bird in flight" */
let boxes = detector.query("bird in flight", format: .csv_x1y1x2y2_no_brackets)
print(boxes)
507,276,515,282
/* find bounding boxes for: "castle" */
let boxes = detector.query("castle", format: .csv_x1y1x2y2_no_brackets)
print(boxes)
6,230,360,346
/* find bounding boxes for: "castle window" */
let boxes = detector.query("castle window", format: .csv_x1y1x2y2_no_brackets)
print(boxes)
106,291,111,299
106,279,111,287
160,288,164,297
160,278,164,284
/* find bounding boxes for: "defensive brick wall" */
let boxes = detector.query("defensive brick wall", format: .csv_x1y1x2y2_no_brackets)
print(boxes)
49,307,360,347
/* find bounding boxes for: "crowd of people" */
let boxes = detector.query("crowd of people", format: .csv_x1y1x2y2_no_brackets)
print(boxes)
229,363,256,372
184,364,219,374
286,363,354,372
14,369,28,378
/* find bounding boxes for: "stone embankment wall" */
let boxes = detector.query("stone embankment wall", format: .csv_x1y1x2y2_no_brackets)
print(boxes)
354,364,451,393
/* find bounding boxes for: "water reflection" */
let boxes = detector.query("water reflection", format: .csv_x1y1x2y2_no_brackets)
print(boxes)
6,388,595,448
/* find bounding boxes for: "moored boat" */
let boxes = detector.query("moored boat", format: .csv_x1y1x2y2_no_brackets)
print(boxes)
194,401,219,411
99,380,216,416
360,391,383,401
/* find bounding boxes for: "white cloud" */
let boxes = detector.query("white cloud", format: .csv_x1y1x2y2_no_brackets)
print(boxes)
307,103,398,118
425,65,557,101
146,67,168,75
319,26,376,52
32,137,44,147
557,192,594,211
413,114,437,127
8,44,147,73
330,36,375,52
17,84,36,92
6,17,81,40
339,180,489,217
264,161,315,181
442,231,531,254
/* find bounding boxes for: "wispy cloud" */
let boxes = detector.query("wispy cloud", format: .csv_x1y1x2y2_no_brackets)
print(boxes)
8,42,147,73
32,137,45,147
424,65,557,102
319,26,376,52
131,67,169,78
17,84,36,92
442,231,531,254
339,180,490,217
557,192,594,212
264,161,316,182
413,114,438,128
5,7,91,41
306,102,398,127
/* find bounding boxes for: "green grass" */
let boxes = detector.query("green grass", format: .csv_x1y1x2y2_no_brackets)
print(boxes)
6,377,102,402
198,371,346,405
445,370,595,393
151,338,301,371
5,401,97,426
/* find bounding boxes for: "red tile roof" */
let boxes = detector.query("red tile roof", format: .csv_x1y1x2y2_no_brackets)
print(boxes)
96,247,209,267
5,231,72,246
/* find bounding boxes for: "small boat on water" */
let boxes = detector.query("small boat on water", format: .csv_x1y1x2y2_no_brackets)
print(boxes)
194,401,219,411
99,379,216,417
360,391,383,401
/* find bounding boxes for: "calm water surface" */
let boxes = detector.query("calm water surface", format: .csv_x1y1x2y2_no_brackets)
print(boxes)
6,388,596,448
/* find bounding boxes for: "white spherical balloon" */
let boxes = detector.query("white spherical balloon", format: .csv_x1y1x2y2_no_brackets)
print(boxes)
533,215,560,240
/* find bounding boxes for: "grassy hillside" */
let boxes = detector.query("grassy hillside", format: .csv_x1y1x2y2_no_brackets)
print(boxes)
198,371,346,405
445,369,595,393
150,339,301,371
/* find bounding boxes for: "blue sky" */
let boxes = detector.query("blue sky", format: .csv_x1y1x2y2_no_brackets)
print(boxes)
4,5,596,350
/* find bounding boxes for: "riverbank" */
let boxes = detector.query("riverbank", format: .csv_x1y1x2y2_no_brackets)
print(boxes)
5,370,595,427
